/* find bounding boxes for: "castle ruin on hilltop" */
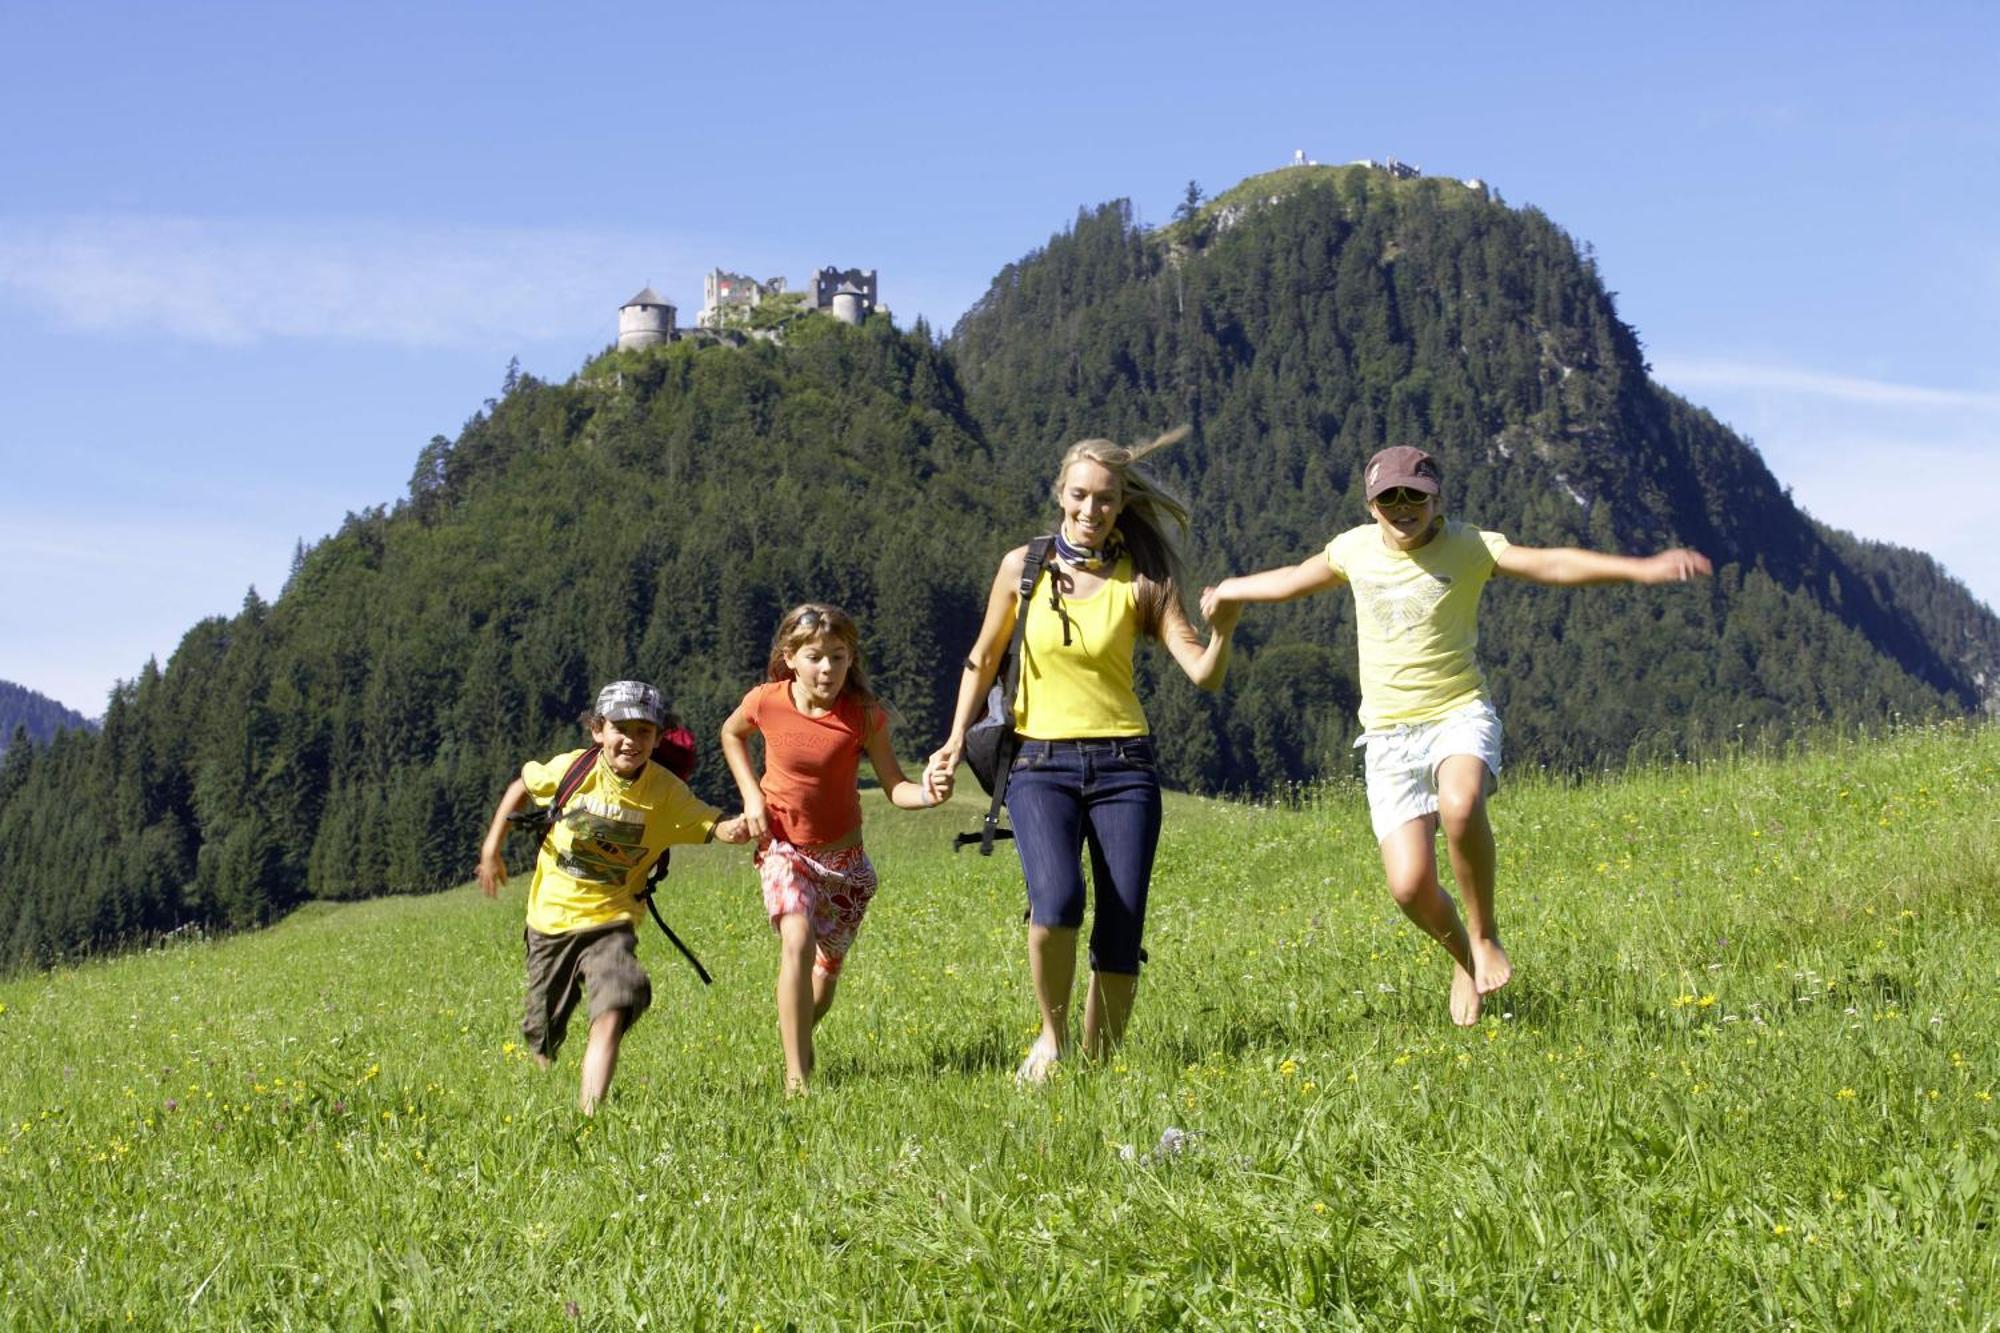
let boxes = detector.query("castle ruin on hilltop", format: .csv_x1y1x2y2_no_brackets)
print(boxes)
615,265,880,350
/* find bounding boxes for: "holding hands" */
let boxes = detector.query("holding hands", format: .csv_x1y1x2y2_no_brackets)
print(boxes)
923,756,956,807
1200,586,1242,632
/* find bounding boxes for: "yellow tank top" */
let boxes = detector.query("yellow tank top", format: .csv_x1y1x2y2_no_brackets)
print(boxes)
1012,555,1149,739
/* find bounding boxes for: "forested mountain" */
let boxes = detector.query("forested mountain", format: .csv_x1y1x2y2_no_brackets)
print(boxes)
0,320,1024,966
0,681,94,754
948,167,2000,788
2,164,1993,969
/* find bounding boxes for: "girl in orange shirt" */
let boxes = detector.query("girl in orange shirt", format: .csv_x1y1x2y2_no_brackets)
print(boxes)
720,603,949,1093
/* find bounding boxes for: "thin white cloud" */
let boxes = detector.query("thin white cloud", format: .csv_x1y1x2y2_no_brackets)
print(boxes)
1652,356,2000,612
1654,357,2000,413
0,216,710,348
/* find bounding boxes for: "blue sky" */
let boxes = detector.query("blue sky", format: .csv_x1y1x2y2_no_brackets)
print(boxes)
3,1,1996,715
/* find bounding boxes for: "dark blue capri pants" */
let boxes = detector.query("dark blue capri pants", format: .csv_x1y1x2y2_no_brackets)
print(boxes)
1005,736,1163,974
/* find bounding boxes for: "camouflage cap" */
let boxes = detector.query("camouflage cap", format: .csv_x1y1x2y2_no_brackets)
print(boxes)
593,680,664,726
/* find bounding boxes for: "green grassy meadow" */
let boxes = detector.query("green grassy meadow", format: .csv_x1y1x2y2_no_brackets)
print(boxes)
3,724,1996,1330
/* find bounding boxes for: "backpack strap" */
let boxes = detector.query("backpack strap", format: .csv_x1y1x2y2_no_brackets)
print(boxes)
541,744,714,986
555,745,599,801
961,536,1056,856
543,745,601,847
507,745,605,848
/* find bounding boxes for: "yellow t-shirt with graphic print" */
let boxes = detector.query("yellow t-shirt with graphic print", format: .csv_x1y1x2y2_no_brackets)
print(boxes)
1325,519,1511,730
521,749,720,936
1012,555,1148,739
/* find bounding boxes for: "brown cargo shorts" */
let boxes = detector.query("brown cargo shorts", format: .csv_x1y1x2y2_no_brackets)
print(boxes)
521,922,652,1059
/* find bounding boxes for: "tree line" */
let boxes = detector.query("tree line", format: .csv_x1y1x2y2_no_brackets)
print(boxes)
2,167,1994,969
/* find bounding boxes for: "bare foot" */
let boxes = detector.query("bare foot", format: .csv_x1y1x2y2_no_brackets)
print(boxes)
1450,963,1482,1027
1471,936,1513,995
532,1053,552,1071
785,1076,810,1098
1015,1040,1062,1086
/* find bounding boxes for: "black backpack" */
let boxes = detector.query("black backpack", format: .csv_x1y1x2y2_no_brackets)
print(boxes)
956,536,1056,856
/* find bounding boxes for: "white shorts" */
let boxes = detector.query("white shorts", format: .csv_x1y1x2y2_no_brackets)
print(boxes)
1355,699,1503,842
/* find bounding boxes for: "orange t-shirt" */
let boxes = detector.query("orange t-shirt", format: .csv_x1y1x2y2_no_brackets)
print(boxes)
740,680,882,846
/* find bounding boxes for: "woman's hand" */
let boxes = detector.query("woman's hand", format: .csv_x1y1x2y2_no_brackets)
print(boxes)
1199,582,1229,622
926,737,964,784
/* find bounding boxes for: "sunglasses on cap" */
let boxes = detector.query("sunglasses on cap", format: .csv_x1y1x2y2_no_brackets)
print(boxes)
1374,487,1434,508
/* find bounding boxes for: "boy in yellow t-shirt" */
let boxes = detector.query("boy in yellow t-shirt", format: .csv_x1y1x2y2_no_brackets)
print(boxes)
478,680,751,1112
1204,446,1710,1026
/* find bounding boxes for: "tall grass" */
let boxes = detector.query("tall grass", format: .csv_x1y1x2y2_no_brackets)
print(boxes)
3,723,1995,1329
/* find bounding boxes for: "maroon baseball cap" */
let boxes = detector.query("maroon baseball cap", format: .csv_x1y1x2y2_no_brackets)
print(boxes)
1362,445,1442,500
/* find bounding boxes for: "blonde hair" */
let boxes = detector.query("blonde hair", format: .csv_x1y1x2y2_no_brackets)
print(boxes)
765,603,880,709
1051,426,1193,636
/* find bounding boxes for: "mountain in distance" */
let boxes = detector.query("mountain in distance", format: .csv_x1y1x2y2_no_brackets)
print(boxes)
946,165,1999,785
2,162,1994,970
0,680,95,753
0,319,1020,967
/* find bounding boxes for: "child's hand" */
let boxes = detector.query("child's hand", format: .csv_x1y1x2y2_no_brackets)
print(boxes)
1200,583,1236,623
740,795,770,842
1642,548,1713,584
1204,596,1242,635
477,845,507,898
713,815,753,845
925,765,955,806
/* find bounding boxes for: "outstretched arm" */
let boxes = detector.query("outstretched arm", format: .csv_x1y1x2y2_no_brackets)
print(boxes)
1201,554,1345,621
1494,544,1712,587
477,777,531,897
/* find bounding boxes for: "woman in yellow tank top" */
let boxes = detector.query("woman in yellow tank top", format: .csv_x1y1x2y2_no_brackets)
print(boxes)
929,429,1238,1083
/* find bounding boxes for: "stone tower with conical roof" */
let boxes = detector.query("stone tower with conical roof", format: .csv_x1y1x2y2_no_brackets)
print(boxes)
617,287,676,350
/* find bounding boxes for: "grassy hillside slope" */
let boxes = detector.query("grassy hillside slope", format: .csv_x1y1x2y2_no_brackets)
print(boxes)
3,725,1995,1328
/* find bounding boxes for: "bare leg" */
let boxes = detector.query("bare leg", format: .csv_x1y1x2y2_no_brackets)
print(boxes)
1436,755,1511,995
775,913,817,1094
578,1008,625,1114
1082,971,1137,1059
1021,923,1079,1081
1379,816,1482,1026
811,969,840,1025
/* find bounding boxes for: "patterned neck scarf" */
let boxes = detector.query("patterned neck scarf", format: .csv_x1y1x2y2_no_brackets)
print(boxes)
1053,528,1123,572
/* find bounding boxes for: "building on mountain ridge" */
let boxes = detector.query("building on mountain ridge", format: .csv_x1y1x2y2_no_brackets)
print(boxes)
616,287,677,350
622,264,879,345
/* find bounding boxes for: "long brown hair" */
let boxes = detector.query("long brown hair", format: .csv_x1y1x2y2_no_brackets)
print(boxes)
1051,426,1193,637
765,602,880,709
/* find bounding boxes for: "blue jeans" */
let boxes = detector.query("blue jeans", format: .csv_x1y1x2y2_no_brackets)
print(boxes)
1005,736,1163,974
